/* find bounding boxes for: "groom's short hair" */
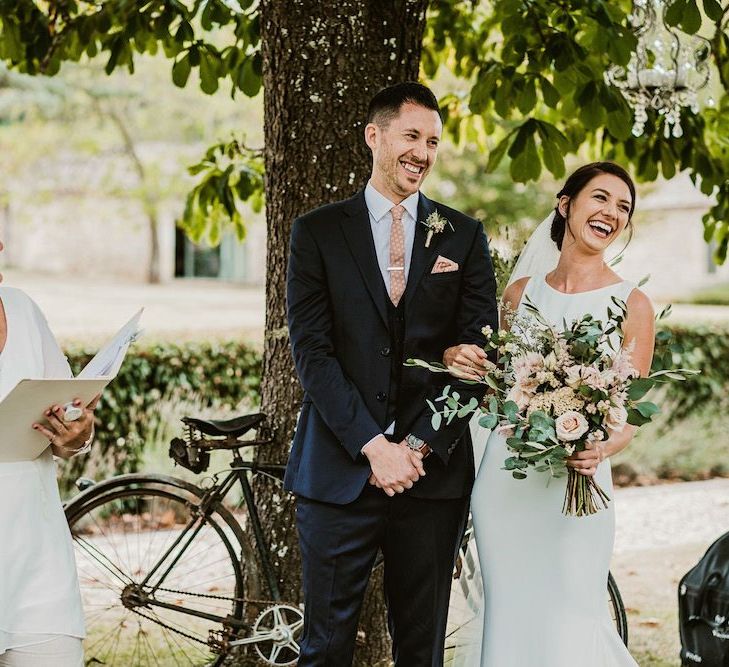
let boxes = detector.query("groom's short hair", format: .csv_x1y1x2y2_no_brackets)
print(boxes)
367,82,441,128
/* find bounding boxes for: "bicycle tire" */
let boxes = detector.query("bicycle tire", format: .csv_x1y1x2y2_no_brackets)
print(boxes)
65,474,257,667
608,571,629,646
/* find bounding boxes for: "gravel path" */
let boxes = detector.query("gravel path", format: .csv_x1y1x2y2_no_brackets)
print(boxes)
614,478,729,555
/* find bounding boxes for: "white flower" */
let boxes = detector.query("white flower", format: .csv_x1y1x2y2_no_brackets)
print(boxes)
606,404,628,432
587,430,606,443
544,351,558,371
421,211,454,247
601,369,617,388
583,367,607,391
482,325,493,337
565,364,585,388
555,410,589,442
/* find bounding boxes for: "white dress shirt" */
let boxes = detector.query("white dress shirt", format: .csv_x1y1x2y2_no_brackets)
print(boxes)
362,182,420,446
364,181,420,293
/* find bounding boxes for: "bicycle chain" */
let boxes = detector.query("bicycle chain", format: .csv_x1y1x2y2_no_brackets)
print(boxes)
128,589,285,653
129,606,209,647
154,585,277,608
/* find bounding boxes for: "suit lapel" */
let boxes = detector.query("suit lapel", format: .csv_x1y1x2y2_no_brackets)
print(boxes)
404,193,442,308
340,191,390,329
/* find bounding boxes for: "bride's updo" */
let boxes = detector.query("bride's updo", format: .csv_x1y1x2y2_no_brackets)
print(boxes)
551,162,636,250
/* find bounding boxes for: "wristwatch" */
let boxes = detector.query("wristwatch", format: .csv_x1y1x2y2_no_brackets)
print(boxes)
405,433,432,459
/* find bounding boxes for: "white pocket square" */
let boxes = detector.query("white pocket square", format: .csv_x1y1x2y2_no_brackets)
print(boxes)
431,256,459,274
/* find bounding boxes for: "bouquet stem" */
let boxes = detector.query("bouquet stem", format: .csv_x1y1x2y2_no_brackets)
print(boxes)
562,469,611,516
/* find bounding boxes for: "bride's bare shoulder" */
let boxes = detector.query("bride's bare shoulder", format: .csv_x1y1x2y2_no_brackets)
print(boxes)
502,277,531,310
626,287,654,320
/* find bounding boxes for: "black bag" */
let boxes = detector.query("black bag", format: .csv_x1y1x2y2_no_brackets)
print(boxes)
679,531,729,666
168,437,210,474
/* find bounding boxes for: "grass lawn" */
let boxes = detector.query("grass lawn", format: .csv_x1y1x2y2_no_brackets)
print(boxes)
612,542,714,667
613,406,729,485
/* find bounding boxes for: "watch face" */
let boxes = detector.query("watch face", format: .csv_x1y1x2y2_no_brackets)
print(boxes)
406,435,424,450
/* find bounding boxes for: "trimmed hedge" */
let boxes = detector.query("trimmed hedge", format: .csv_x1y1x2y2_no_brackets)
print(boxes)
653,323,729,424
55,323,727,494
58,341,261,495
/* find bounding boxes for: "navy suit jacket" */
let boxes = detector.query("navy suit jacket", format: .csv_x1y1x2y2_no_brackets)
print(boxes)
285,189,498,504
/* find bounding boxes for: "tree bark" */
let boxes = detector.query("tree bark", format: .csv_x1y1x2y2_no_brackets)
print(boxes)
256,1,428,664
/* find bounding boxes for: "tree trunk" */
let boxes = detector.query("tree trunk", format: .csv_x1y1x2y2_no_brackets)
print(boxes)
256,1,428,664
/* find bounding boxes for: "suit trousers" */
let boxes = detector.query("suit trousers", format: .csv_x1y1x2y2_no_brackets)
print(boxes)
295,484,469,667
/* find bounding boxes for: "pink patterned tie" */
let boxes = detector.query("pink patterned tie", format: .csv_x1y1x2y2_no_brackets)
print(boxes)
388,205,406,306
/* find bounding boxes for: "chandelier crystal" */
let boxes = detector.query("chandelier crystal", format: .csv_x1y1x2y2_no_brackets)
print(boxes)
605,0,711,138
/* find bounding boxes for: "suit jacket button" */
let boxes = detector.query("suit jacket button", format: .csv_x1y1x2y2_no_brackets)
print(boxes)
380,347,391,357
376,392,387,402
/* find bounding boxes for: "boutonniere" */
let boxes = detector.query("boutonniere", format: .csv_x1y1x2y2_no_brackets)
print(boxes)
420,211,454,248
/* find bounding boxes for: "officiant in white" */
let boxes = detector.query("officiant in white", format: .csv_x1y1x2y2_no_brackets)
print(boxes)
0,241,97,666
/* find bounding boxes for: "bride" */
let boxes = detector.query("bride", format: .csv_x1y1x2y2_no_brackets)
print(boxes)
445,162,655,666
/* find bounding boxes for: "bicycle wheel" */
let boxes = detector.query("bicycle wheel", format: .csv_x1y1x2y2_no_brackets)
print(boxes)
608,571,629,646
66,476,247,667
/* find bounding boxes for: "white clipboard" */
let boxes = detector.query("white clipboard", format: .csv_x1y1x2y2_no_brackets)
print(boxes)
0,378,111,462
0,308,143,462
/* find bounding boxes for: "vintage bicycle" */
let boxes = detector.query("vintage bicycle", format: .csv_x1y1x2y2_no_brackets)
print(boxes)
64,412,628,666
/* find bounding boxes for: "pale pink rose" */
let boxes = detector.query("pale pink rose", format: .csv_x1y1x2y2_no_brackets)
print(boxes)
513,352,545,378
606,404,628,432
518,376,540,393
555,410,589,442
506,384,532,411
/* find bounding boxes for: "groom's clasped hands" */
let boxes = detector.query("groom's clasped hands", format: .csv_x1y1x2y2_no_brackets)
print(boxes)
363,434,426,496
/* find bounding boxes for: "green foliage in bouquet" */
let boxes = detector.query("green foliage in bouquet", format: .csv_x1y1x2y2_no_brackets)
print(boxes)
407,298,698,516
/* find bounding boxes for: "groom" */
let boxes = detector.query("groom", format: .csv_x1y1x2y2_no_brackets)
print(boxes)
285,81,498,665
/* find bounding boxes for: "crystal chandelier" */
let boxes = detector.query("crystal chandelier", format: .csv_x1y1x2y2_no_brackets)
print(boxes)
604,0,711,138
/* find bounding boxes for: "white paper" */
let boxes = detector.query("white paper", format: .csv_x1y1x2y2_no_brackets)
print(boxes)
77,308,144,379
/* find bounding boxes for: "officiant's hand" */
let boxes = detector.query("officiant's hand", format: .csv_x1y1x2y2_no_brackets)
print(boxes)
443,344,493,381
33,394,101,460
363,436,424,496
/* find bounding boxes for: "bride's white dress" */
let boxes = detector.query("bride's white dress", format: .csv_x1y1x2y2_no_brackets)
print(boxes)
469,275,638,666
0,287,85,653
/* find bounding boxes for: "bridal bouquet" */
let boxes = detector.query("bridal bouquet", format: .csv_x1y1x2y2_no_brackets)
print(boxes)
407,298,696,516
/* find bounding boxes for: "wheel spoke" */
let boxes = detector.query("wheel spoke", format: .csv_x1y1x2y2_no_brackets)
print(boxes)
68,484,246,666
286,638,300,653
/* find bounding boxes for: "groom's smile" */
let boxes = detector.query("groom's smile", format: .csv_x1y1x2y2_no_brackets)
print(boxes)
365,101,443,202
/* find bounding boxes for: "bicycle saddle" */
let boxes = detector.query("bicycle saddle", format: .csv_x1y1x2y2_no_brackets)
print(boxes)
182,413,265,438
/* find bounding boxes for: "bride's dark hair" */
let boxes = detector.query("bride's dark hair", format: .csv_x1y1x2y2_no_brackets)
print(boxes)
551,162,636,250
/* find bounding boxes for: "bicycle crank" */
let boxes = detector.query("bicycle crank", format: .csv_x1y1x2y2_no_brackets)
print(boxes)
229,604,304,666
